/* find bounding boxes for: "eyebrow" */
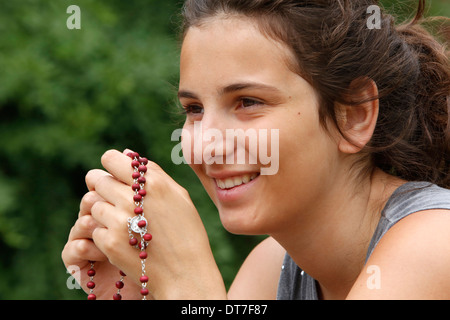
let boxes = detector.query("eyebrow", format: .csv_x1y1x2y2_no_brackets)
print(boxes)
177,90,199,100
178,82,283,100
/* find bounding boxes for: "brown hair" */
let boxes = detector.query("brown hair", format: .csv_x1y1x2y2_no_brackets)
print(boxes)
181,0,450,188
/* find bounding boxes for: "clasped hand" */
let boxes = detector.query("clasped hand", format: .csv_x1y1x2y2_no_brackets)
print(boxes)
62,149,226,299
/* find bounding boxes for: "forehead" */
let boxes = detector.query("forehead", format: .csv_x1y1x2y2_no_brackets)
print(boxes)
180,16,298,89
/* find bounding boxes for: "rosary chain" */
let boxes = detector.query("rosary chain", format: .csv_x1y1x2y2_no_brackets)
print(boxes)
86,152,151,300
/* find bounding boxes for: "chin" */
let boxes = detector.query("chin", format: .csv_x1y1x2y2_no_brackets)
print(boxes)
217,206,268,236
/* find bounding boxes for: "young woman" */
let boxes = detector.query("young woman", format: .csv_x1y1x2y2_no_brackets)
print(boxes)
62,0,450,300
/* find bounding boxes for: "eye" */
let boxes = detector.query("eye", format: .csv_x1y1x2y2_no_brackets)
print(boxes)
182,104,204,115
239,98,264,109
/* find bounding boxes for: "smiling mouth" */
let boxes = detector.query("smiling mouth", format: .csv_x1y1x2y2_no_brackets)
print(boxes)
214,173,260,190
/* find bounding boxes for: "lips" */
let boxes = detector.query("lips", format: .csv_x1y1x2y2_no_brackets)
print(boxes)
214,173,259,190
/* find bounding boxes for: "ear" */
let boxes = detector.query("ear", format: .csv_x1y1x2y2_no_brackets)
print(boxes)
336,79,379,154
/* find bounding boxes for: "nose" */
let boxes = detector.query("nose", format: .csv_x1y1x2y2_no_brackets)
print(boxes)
195,112,233,165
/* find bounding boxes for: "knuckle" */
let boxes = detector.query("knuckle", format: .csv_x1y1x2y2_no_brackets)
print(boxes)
90,201,102,215
90,202,107,222
61,245,70,263
78,215,95,231
147,160,161,171
85,169,108,191
81,191,94,203
101,149,116,167
85,169,98,185
81,191,97,208
146,176,162,194
75,239,91,256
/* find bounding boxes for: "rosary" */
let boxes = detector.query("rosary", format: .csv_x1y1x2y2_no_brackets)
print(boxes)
87,152,152,300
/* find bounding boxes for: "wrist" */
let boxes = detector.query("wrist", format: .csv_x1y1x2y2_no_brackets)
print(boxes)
156,261,227,300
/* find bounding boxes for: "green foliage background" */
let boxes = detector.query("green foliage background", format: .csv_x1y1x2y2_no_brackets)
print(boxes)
0,0,448,299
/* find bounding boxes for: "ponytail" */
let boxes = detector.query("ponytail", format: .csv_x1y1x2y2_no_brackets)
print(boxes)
372,3,450,188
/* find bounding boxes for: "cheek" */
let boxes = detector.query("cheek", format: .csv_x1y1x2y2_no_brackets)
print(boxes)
277,113,339,203
276,106,335,179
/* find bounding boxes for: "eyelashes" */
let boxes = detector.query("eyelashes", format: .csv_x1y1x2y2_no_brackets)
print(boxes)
181,98,264,115
240,98,264,108
181,104,203,115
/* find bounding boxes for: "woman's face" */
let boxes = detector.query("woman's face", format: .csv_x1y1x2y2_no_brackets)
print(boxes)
179,16,340,235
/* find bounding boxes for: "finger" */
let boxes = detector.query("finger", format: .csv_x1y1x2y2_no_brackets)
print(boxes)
91,227,140,275
62,238,108,268
86,170,132,208
91,200,127,230
101,150,136,186
69,215,103,241
79,191,105,217
85,169,112,192
101,149,164,186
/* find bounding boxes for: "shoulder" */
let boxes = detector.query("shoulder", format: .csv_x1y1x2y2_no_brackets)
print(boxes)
348,208,450,299
383,182,450,219
228,237,285,300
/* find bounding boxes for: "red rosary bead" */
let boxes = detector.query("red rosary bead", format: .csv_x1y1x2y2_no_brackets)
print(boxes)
137,220,147,228
139,251,147,259
143,233,152,242
137,176,146,184
132,183,141,191
113,293,122,300
87,281,95,289
131,160,141,168
137,241,148,250
132,172,141,179
127,152,139,159
129,237,138,246
115,281,124,289
87,294,97,300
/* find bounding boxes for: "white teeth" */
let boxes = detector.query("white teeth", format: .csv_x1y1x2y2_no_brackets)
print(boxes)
217,179,226,189
225,178,235,189
215,173,259,190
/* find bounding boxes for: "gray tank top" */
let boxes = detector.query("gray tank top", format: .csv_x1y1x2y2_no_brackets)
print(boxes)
276,181,450,300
